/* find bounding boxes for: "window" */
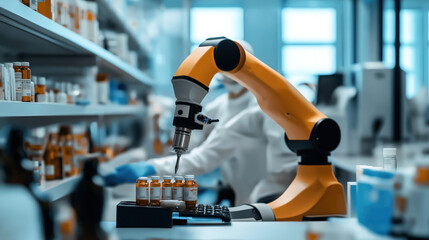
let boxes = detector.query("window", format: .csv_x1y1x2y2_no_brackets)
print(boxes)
190,7,244,51
383,9,421,98
281,7,338,88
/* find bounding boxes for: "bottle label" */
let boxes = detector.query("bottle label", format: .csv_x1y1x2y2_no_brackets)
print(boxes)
64,164,71,173
45,165,55,176
173,187,183,200
37,94,46,102
40,161,45,176
22,79,31,97
162,187,172,200
136,186,149,200
150,186,161,200
184,187,198,201
15,79,23,100
15,72,22,80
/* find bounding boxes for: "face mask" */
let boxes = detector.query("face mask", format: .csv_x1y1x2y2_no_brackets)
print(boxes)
219,75,244,94
223,82,244,94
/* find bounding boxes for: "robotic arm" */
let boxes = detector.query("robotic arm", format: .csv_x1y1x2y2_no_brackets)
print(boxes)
171,37,346,221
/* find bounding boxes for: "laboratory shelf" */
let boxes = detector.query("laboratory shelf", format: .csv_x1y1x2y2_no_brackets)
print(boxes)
39,175,81,202
97,0,150,57
0,1,153,85
0,102,145,127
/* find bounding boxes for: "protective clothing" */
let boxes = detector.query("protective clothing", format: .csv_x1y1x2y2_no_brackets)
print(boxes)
188,90,257,150
148,106,298,205
104,161,156,186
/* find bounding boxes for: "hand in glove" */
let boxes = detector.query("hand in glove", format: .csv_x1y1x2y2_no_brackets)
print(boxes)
104,162,156,186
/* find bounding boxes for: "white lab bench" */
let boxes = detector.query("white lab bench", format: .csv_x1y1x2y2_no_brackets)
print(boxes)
101,219,397,240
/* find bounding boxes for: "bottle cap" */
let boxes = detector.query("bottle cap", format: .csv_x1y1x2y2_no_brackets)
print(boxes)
38,77,46,85
164,175,172,180
96,73,108,82
137,177,147,181
383,148,396,157
151,176,160,180
5,63,13,68
13,62,21,66
21,62,30,67
32,76,37,84
185,175,194,180
175,176,184,180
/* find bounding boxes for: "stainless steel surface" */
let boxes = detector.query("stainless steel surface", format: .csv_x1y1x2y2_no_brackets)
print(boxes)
172,127,192,152
172,127,192,173
174,153,181,174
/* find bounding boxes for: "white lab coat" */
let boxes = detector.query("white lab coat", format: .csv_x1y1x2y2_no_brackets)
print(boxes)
188,91,257,150
149,106,298,205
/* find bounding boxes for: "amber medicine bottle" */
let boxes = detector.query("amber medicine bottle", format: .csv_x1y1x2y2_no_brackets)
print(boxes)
136,177,149,206
36,77,47,102
59,126,74,177
21,62,32,102
162,176,173,200
184,175,198,209
44,137,58,180
96,73,109,104
29,144,44,184
37,0,54,19
150,176,161,206
173,176,184,201
45,129,63,180
13,62,22,101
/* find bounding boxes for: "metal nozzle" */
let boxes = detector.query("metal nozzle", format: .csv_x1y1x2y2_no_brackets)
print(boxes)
172,127,192,174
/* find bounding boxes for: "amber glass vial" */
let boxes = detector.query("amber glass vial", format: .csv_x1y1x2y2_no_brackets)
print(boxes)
59,126,74,177
44,132,62,180
162,176,173,200
136,177,149,206
44,148,56,180
21,62,31,102
184,175,198,209
173,176,184,201
150,176,161,206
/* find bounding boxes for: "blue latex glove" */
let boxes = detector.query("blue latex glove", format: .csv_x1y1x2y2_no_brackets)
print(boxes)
104,162,156,187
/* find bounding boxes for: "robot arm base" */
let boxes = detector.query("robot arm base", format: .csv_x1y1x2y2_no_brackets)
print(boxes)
230,203,275,222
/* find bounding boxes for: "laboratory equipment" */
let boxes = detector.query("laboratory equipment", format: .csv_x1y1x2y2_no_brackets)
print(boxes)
116,201,231,228
316,73,343,105
349,63,408,155
170,37,345,221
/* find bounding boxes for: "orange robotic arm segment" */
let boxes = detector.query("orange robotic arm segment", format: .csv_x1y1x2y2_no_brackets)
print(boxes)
174,46,219,88
224,51,327,140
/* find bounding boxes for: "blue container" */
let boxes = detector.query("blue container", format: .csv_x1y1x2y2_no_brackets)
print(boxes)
357,169,394,235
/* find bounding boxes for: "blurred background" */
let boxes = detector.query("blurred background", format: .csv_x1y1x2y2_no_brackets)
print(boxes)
1,0,429,239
